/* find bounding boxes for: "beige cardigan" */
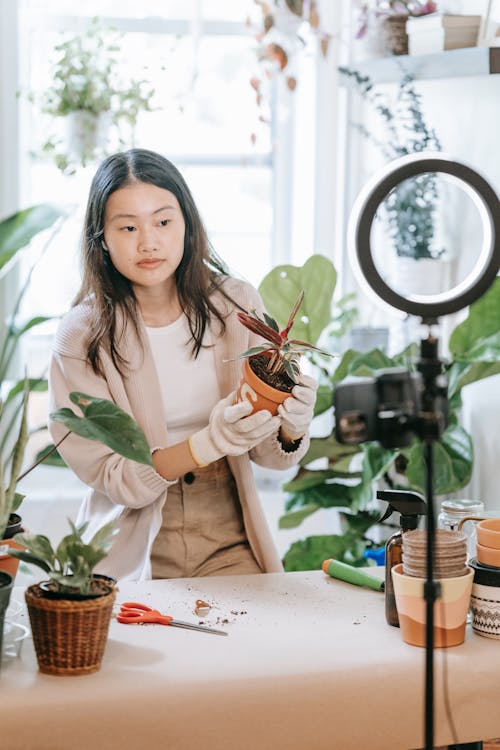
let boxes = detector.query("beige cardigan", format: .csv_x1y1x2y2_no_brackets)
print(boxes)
49,277,310,581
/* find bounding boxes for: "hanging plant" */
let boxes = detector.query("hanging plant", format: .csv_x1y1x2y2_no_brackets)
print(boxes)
29,18,156,174
247,1,330,140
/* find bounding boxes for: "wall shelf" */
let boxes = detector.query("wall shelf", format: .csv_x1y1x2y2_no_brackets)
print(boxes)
346,46,500,84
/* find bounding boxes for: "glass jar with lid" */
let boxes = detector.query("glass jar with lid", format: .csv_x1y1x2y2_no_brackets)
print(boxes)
438,499,485,559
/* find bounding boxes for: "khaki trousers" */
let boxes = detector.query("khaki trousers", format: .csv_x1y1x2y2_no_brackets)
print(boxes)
150,458,261,579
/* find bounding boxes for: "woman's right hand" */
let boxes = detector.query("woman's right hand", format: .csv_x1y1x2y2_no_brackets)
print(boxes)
188,391,280,467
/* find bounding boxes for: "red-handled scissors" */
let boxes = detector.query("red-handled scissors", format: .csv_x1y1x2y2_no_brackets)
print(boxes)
117,601,228,636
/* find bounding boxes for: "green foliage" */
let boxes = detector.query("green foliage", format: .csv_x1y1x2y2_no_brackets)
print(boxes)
10,519,118,595
0,204,154,541
30,17,155,172
0,204,65,538
260,257,500,572
0,205,64,278
51,392,153,467
258,255,337,345
338,66,443,260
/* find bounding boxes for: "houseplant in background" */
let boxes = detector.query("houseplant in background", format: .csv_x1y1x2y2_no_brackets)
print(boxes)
9,519,119,675
258,258,500,572
0,203,66,569
339,65,447,294
355,1,438,56
249,0,329,136
30,17,155,174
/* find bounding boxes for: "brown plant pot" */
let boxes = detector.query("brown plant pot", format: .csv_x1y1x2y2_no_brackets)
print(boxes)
25,581,116,675
381,15,408,56
0,514,26,578
237,356,292,416
0,539,25,579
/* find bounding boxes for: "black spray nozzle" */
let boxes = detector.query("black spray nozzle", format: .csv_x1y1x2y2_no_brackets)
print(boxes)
377,489,427,526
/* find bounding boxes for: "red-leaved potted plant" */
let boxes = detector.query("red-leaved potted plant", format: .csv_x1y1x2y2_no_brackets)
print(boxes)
232,290,332,415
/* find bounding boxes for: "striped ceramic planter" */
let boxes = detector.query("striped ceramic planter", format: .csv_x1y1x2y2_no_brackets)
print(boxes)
391,563,474,647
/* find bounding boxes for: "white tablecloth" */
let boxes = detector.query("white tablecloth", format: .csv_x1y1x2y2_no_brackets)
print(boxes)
2,570,500,750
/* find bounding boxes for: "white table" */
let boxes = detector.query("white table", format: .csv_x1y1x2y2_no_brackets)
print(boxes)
2,570,499,750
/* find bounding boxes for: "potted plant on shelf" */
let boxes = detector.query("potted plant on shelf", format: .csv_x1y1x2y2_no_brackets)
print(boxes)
9,519,119,675
232,265,335,415
31,17,155,173
355,1,438,57
339,65,447,294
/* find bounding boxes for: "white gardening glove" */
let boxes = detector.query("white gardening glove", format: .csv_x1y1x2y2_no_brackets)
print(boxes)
278,374,318,442
189,391,281,467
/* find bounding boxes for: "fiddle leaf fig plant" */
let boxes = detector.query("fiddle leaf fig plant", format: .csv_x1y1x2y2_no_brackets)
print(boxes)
258,260,500,572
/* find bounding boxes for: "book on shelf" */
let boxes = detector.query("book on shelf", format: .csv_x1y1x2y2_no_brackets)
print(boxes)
407,13,482,55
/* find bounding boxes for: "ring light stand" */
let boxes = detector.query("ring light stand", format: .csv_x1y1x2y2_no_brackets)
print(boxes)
347,152,500,750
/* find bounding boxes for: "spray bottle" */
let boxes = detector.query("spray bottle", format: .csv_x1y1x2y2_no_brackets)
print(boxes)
377,489,427,627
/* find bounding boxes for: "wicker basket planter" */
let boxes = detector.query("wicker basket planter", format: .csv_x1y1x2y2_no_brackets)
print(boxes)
25,581,116,676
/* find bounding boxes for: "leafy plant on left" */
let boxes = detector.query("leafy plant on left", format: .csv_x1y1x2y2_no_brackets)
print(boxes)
11,519,118,595
0,205,154,540
0,204,65,538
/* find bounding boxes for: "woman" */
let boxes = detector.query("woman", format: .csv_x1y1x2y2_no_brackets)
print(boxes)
49,148,317,581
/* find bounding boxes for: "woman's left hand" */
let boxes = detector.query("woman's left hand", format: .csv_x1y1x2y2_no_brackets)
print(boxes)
278,374,318,443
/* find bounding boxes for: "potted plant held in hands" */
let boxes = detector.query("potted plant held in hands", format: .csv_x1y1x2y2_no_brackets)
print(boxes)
233,290,333,415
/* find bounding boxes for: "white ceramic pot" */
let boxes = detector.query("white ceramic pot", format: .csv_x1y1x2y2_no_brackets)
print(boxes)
65,110,110,164
470,558,500,639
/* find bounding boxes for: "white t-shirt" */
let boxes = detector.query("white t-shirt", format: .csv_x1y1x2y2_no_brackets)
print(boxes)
145,314,220,446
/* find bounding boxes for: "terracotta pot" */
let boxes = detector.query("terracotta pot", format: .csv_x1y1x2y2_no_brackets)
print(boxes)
391,563,473,648
0,538,25,579
236,357,291,416
0,513,25,577
25,579,116,675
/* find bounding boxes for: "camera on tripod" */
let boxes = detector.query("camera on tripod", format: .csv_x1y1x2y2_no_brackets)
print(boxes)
333,366,448,450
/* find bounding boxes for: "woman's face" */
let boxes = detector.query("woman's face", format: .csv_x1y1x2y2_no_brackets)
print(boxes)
103,181,186,296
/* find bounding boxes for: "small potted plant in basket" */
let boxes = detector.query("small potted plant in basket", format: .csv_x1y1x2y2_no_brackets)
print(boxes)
233,290,333,415
9,519,119,675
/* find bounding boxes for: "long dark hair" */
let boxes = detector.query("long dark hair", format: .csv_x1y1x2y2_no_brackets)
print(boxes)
74,148,231,376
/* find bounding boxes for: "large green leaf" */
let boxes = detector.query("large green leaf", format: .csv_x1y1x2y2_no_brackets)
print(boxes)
350,442,396,512
314,382,333,416
300,434,360,465
4,377,48,406
258,254,337,345
285,483,355,512
405,424,473,496
279,503,320,529
282,531,368,571
284,468,360,493
448,361,500,399
0,204,64,275
50,392,153,467
449,278,500,360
